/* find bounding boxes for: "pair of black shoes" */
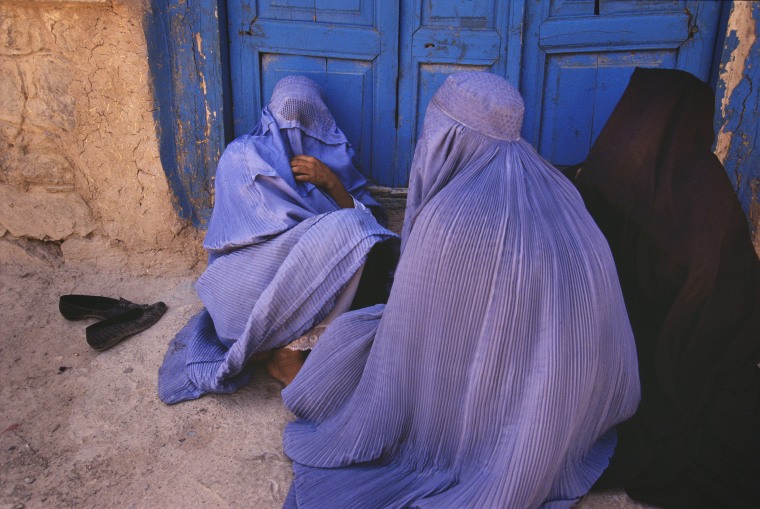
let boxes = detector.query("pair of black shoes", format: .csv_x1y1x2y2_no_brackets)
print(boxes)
59,295,168,351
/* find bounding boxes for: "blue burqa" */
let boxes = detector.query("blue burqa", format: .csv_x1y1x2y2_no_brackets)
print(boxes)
158,76,397,404
282,72,641,508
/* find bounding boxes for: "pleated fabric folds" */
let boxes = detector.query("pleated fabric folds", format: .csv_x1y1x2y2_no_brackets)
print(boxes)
203,75,384,255
282,72,640,508
158,76,397,404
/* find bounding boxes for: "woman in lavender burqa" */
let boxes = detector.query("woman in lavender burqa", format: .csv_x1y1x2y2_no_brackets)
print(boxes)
157,76,399,404
281,72,640,508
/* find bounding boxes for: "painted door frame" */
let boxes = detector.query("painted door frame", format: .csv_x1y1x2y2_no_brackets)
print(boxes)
145,0,230,226
521,0,725,166
226,0,400,188
147,0,755,230
394,0,526,185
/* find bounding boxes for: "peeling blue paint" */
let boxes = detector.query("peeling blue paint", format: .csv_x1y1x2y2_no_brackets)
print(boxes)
144,0,227,227
715,1,760,223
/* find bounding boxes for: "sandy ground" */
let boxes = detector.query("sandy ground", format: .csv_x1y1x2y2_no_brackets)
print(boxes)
0,260,656,509
1,263,292,508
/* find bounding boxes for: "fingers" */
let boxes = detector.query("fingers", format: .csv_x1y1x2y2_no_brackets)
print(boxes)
291,155,317,165
290,163,311,175
290,156,316,175
291,160,318,186
290,156,338,190
291,155,332,171
291,168,315,183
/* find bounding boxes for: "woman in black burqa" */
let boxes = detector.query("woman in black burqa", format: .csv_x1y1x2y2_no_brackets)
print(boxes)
570,67,760,508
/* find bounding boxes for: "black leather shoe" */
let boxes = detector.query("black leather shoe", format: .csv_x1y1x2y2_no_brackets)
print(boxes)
59,295,143,321
86,302,168,351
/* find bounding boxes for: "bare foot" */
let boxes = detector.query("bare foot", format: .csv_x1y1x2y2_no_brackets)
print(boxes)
266,348,306,386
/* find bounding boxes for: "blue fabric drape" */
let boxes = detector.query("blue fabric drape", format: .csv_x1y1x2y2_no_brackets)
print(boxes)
204,75,384,255
158,76,396,404
282,72,640,508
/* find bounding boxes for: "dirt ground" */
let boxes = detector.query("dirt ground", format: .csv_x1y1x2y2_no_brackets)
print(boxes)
0,260,656,509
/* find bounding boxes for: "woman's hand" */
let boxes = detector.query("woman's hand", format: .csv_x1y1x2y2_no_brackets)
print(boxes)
291,155,354,208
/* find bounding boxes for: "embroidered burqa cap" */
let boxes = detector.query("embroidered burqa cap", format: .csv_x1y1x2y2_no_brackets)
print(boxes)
431,70,524,140
281,72,640,508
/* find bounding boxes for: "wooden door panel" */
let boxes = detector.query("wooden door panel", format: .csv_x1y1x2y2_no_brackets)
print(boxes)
538,51,677,164
259,0,374,25
422,0,497,29
228,0,397,182
522,0,722,166
227,0,722,185
395,0,517,186
259,55,374,173
549,0,686,16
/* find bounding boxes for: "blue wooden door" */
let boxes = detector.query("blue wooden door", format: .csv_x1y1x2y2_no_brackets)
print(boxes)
521,0,723,165
227,0,723,186
393,0,524,186
227,0,399,183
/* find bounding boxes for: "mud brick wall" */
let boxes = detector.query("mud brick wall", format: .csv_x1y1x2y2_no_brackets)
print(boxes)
0,0,204,274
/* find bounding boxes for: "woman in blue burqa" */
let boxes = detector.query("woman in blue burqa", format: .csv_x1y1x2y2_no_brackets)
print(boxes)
281,72,641,508
158,75,399,404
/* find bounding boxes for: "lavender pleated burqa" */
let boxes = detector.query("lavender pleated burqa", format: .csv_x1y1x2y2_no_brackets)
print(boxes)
158,76,397,404
281,72,641,509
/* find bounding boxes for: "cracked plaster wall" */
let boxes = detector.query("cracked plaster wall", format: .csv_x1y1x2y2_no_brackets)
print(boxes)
0,0,204,274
